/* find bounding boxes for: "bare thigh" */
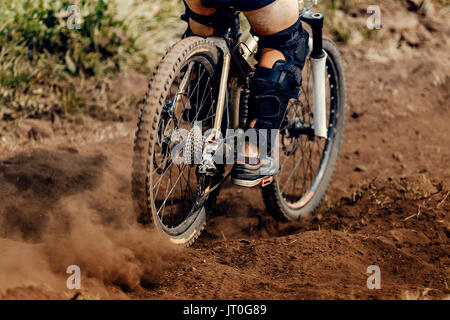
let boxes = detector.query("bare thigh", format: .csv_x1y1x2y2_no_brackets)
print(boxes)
244,0,299,36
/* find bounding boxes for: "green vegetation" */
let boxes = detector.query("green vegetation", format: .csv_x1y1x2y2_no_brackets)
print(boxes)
0,0,184,121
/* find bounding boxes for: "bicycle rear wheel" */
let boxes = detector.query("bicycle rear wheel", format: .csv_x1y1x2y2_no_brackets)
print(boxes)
132,37,222,246
262,38,347,221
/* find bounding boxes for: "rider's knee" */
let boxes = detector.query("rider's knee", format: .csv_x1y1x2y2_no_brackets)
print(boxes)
255,17,309,74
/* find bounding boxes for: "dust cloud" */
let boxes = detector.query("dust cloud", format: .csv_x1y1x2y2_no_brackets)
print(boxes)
0,147,180,299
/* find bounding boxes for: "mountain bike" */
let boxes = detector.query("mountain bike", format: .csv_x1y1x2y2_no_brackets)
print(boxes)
132,2,347,246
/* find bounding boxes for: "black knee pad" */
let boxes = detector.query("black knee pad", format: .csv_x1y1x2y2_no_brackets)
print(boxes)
250,58,305,129
253,17,310,72
250,60,304,152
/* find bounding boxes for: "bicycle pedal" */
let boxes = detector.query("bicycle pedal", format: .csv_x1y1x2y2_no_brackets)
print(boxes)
261,176,274,187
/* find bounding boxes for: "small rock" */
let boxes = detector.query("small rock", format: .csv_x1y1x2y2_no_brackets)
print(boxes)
406,104,416,112
392,152,403,162
354,165,367,172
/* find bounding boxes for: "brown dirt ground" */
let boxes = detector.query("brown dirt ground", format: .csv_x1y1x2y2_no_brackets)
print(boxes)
0,0,449,299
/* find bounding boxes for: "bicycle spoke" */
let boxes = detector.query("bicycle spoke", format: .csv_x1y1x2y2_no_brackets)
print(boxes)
156,164,187,218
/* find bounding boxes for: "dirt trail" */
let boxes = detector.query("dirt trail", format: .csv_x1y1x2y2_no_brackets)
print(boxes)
0,1,449,299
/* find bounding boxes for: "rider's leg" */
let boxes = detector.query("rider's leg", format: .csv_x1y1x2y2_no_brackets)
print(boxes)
232,0,310,186
246,0,308,145
183,0,303,156
182,1,309,186
181,1,223,123
243,0,300,158
183,0,216,36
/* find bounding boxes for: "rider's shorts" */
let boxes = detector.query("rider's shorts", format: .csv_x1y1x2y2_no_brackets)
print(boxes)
202,0,277,11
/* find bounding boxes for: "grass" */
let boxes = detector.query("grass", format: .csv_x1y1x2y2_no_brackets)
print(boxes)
0,0,184,123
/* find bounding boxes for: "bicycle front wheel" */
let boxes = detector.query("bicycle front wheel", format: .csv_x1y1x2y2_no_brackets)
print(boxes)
262,38,347,221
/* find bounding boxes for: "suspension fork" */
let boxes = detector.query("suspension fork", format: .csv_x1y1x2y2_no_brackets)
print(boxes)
301,10,328,138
